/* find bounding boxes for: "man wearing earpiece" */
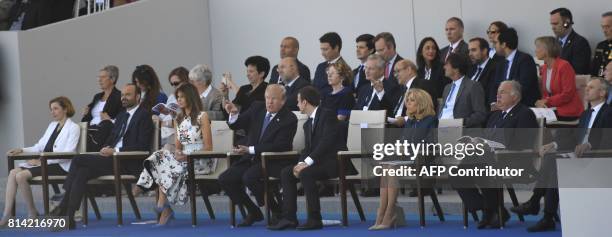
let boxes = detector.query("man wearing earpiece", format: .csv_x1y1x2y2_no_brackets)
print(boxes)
549,7,592,75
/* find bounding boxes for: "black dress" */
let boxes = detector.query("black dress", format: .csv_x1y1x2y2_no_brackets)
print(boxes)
233,82,268,113
321,86,355,118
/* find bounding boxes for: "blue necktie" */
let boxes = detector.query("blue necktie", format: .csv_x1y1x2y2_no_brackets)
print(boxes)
444,83,456,108
502,59,510,80
112,114,129,147
472,67,483,81
355,65,364,89
259,113,273,140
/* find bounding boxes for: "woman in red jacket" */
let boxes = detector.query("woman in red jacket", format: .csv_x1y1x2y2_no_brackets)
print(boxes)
534,36,583,121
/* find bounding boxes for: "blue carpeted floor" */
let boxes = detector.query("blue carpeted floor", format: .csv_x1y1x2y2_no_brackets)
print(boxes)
0,213,562,237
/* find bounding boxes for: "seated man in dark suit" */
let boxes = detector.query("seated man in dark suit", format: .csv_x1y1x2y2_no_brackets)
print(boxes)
352,34,375,98
269,86,356,231
489,28,541,107
219,84,298,227
512,78,612,232
277,57,310,111
550,8,591,74
454,80,538,229
468,37,497,110
387,59,435,127
312,32,348,92
355,54,398,112
51,83,154,229
269,37,311,84
438,53,487,128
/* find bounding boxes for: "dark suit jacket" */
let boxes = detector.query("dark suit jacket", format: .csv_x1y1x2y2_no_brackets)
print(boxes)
312,57,349,92
490,50,541,106
301,108,357,177
484,103,538,150
417,63,449,100
355,81,397,112
269,59,311,84
555,104,612,151
560,30,592,75
284,76,310,111
468,58,497,109
104,105,154,175
228,102,298,166
383,54,403,93
440,40,469,62
82,87,122,124
438,78,487,128
591,40,612,76
352,64,369,98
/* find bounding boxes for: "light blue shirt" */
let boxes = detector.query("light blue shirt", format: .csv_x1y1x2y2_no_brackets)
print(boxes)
505,50,517,80
559,30,571,48
440,77,464,119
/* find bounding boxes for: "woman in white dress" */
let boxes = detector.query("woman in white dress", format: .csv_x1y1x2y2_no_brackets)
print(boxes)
137,83,215,226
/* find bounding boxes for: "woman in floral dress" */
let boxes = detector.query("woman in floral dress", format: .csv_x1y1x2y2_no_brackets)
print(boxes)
137,83,215,226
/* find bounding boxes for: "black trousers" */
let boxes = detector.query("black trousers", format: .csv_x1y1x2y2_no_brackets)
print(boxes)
530,155,560,216
59,154,113,220
451,163,500,212
218,159,286,215
280,165,331,222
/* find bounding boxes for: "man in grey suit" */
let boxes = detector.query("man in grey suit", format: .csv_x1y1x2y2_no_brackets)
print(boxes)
440,17,469,63
190,64,226,120
438,53,487,128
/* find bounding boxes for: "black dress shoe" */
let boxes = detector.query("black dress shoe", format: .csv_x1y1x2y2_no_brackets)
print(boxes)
267,219,297,231
477,211,493,229
296,219,323,231
269,211,282,226
510,201,539,215
527,217,555,232
489,208,510,229
237,212,264,227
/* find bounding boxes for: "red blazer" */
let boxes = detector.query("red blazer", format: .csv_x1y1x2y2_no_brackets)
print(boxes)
539,58,583,118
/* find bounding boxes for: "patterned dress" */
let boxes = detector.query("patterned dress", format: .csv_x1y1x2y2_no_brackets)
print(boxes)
137,113,217,205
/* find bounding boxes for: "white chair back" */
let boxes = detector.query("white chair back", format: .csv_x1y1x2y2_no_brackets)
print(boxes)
346,110,386,173
575,75,590,108
438,118,463,165
199,121,233,178
292,111,308,152
78,122,88,153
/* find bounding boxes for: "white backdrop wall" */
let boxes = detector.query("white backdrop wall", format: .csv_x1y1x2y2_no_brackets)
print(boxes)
13,0,213,155
209,0,610,87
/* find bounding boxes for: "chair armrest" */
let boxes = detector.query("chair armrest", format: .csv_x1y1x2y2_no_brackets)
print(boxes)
113,151,150,160
582,149,612,158
40,152,77,159
186,151,228,160
494,149,536,159
7,152,40,160
337,150,367,160
261,151,299,161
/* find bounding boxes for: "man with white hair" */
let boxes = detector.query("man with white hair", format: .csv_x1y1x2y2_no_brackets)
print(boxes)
189,64,225,120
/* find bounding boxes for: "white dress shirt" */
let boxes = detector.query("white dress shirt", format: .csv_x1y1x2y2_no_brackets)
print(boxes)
363,76,386,110
440,77,464,119
115,104,140,152
505,50,517,80
301,106,318,166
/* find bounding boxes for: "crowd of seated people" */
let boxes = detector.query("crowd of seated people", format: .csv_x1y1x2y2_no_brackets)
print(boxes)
3,7,612,233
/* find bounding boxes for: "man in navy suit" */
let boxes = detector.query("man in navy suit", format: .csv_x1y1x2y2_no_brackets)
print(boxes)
455,80,538,229
312,32,348,92
440,17,469,62
269,86,356,231
512,78,612,232
468,37,497,110
352,34,375,98
374,32,402,92
355,54,397,112
489,28,540,107
269,37,311,84
219,84,298,227
550,8,591,74
52,84,154,229
277,57,310,111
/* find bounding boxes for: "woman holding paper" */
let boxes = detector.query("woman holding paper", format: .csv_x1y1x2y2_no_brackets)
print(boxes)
370,89,438,230
534,36,583,121
136,83,214,227
132,64,168,115
2,97,79,226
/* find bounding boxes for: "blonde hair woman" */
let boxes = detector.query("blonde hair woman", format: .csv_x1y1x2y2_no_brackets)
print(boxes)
370,89,437,230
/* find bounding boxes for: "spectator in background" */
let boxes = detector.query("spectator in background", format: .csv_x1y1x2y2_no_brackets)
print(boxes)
220,56,270,113
321,62,354,121
189,64,225,121
132,64,168,114
269,37,311,84
486,21,508,59
277,57,310,111
2,97,79,227
158,66,190,149
549,8,591,74
373,32,403,92
312,32,348,92
534,36,583,121
604,61,612,104
592,11,612,77
82,65,122,151
440,17,469,62
416,37,449,100
353,34,375,97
